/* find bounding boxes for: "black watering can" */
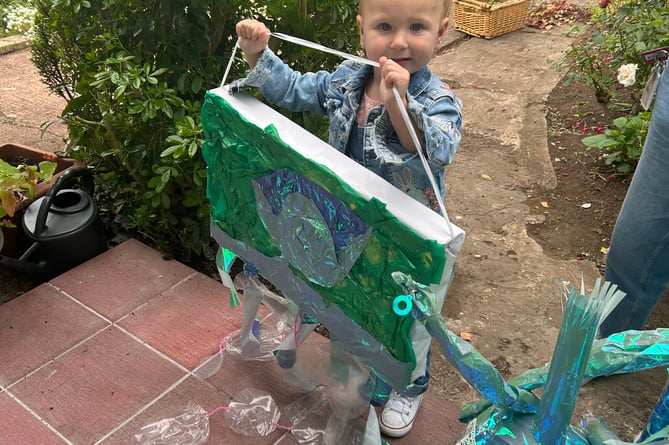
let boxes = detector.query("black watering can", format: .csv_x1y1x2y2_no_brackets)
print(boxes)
0,167,107,278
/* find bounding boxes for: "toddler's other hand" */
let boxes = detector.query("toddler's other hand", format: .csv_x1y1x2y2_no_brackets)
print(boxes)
236,19,270,65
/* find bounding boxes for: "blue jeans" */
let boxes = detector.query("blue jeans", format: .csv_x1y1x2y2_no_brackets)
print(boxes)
599,66,669,338
370,349,431,407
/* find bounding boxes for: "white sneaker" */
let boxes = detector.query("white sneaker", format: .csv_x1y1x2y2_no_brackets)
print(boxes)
379,391,423,437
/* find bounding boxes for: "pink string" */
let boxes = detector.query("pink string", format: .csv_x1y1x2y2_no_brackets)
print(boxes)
207,405,294,432
293,311,302,347
206,405,230,417
272,421,294,432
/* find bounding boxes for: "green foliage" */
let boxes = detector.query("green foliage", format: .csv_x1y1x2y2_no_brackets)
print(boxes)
560,0,669,176
561,0,669,106
582,112,651,173
560,27,617,104
0,158,57,222
29,0,359,262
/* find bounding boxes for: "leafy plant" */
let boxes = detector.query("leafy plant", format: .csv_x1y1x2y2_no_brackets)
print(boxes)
559,0,668,176
0,158,57,224
29,0,359,262
581,112,650,173
560,0,669,106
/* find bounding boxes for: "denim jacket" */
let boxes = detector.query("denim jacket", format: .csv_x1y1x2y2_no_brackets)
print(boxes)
231,48,463,212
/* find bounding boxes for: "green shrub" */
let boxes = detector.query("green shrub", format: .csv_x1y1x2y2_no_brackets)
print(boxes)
560,0,668,176
30,0,359,261
561,0,669,107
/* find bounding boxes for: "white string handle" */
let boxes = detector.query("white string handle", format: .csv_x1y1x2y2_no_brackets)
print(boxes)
221,33,454,237
220,38,240,87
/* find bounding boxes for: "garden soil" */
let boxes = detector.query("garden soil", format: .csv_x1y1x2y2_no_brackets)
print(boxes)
1,14,668,442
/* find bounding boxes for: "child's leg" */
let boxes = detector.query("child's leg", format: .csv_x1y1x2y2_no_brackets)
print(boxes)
380,271,453,437
409,272,451,383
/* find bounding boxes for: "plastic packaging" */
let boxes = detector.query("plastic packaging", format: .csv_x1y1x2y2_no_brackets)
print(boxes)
282,387,383,445
326,341,373,421
134,402,209,445
224,388,281,436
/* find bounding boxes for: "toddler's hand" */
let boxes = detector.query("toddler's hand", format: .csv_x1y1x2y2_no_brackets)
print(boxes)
378,57,410,106
236,19,270,66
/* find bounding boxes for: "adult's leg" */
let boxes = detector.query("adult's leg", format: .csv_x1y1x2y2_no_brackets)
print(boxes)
600,68,669,338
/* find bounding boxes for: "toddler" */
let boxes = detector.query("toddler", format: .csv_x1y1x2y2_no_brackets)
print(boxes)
235,0,461,437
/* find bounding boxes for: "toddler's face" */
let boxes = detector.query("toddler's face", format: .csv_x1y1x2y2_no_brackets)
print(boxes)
357,0,448,74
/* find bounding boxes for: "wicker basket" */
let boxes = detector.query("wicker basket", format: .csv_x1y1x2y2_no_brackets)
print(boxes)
453,0,531,39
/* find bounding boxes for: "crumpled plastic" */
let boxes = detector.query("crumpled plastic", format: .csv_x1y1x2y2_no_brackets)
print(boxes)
134,402,209,445
254,169,371,288
282,386,384,445
638,369,669,443
135,389,281,444
135,386,385,445
223,388,281,436
460,328,669,422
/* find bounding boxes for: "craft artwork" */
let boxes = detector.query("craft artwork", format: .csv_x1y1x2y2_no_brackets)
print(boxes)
135,34,669,445
202,85,463,391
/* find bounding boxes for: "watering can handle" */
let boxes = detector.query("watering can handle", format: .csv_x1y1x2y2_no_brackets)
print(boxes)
33,167,94,237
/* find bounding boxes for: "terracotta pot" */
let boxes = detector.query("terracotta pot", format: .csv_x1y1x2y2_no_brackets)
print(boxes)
0,143,86,258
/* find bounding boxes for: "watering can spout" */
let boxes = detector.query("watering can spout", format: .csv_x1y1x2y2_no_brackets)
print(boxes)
0,249,47,276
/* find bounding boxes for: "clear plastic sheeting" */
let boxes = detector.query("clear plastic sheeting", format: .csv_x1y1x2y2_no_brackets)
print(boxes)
193,273,296,379
193,315,291,379
282,387,384,445
283,388,333,444
325,342,373,421
134,402,210,445
192,343,224,380
233,273,299,326
135,387,385,445
224,388,281,436
324,413,377,445
220,316,290,361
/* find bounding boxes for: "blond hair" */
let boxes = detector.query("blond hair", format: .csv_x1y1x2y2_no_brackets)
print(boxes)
358,0,452,19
